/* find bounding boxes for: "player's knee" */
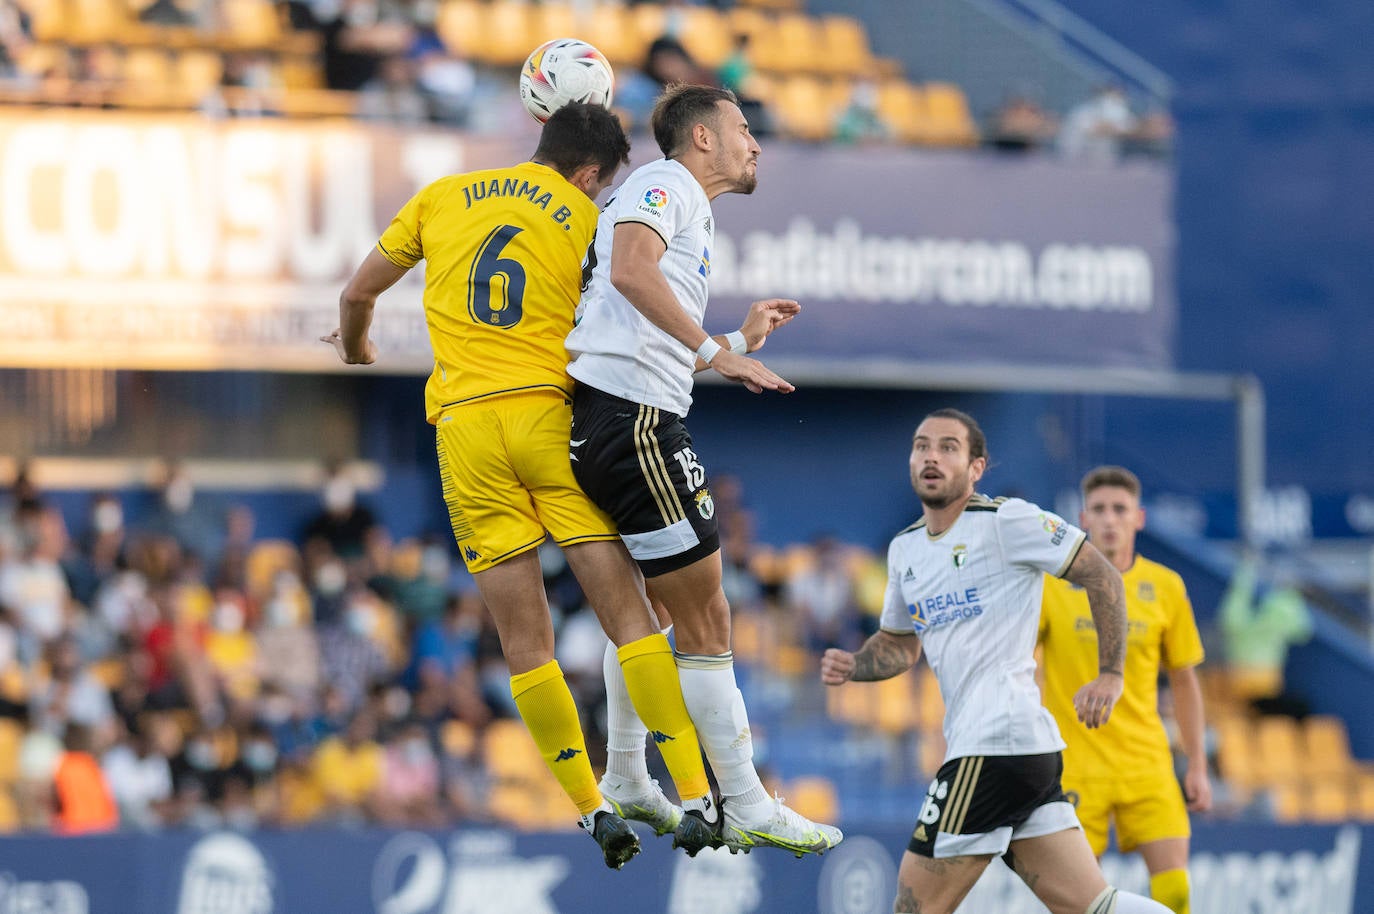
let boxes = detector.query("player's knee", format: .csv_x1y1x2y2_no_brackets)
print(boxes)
1149,868,1189,914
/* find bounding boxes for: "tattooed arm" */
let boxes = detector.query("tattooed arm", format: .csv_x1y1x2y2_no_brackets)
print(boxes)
1062,541,1127,728
820,630,922,685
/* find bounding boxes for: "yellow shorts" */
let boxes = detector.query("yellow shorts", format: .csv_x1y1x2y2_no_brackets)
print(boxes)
1064,769,1191,855
436,390,618,573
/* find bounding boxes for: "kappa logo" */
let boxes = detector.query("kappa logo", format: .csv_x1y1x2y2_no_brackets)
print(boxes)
952,544,968,569
649,730,675,744
554,747,582,762
694,488,715,520
464,546,479,562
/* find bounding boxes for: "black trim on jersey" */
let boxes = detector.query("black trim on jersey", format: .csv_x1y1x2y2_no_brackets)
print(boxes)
436,383,572,412
1055,534,1087,578
965,493,1009,512
375,241,416,270
613,216,671,249
897,519,926,535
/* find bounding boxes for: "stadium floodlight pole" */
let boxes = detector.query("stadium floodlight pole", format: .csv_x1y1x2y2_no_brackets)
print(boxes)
1235,373,1266,549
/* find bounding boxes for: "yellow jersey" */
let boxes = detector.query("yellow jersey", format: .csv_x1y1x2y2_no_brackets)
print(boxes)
377,162,599,423
1038,555,1204,779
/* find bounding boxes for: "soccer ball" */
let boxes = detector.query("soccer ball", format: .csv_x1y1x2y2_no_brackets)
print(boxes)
519,38,615,123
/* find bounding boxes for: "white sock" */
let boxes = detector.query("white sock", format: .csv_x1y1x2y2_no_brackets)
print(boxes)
602,639,649,784
1088,887,1173,914
676,653,769,808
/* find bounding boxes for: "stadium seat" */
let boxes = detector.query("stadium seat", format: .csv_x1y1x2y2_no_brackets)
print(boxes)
627,4,667,52
676,6,732,69
876,79,928,145
815,15,874,78
1355,770,1374,822
784,775,839,823
175,49,226,100
724,6,773,49
1303,714,1354,778
121,46,174,101
0,719,23,785
221,0,282,49
1214,714,1260,792
752,12,822,74
245,539,301,602
582,4,642,67
436,0,482,59
529,3,577,49
921,82,980,146
475,1,537,67
916,665,945,732
64,0,131,44
874,673,920,734
1255,715,1303,782
0,789,18,833
482,718,549,783
1308,780,1352,823
1269,782,1303,822
771,74,847,142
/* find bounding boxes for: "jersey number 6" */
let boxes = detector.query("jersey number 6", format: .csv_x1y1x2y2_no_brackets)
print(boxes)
469,224,526,328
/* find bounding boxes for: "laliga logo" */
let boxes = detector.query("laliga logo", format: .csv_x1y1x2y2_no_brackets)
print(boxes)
642,187,669,208
176,832,274,914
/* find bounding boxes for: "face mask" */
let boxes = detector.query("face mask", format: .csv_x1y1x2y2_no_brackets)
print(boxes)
243,741,278,772
266,600,295,628
212,603,244,633
164,476,194,514
346,608,374,638
421,546,449,582
323,477,355,514
402,739,430,765
314,561,347,597
187,740,218,771
93,501,123,534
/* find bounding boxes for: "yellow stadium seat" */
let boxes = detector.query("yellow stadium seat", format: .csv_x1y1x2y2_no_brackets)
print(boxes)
1308,780,1352,823
874,672,920,734
627,4,667,51
482,719,548,783
1255,715,1303,783
175,49,225,99
1214,714,1260,792
475,1,536,67
785,775,839,823
1270,782,1303,822
122,46,173,94
245,539,300,602
528,3,577,49
436,0,482,59
583,4,643,67
816,15,874,78
772,73,844,142
676,6,732,69
876,79,928,145
66,0,132,43
916,665,945,731
280,55,323,91
221,0,282,48
1304,715,1354,778
488,782,543,829
0,719,23,785
1355,770,1374,822
753,12,821,74
725,7,773,49
921,82,979,147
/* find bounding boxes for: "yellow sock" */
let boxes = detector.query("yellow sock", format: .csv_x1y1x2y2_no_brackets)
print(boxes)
618,634,711,801
1150,868,1190,914
510,660,600,815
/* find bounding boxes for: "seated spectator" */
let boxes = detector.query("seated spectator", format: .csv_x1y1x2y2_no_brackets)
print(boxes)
410,31,475,126
833,78,890,146
311,711,383,823
616,36,716,132
30,637,116,746
101,719,175,830
0,0,33,81
374,721,441,827
52,724,118,835
1058,84,1137,163
318,591,392,711
291,0,417,92
987,92,1058,152
204,589,259,708
0,505,72,648
1220,552,1313,712
302,464,377,560
783,535,863,653
357,53,430,125
256,594,321,702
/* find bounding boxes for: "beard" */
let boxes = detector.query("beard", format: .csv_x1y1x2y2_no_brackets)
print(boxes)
914,473,968,510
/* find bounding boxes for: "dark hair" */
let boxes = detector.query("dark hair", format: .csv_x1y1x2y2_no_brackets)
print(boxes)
534,102,630,180
651,83,740,157
919,408,989,462
1081,465,1141,498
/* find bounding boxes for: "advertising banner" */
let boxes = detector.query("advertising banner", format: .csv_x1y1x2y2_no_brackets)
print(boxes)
0,821,1362,913
0,111,1174,375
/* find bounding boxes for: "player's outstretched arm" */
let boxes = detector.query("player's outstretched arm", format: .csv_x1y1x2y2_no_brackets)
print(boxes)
323,249,409,365
821,631,921,685
1063,542,1126,728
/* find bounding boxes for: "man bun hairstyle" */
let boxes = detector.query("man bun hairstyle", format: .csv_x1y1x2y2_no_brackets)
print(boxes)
920,408,990,463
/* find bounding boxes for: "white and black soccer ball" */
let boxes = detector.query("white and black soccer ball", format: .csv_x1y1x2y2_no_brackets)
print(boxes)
518,38,615,123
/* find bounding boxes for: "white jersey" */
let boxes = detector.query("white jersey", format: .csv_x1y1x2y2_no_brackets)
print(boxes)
879,494,1086,760
567,157,714,417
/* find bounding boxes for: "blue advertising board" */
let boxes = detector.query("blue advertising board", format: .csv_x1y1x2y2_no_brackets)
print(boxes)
0,821,1364,914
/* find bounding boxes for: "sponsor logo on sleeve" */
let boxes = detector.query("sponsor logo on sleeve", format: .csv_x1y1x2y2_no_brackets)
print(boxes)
636,186,669,219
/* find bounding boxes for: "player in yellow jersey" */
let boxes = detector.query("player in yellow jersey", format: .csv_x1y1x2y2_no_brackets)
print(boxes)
1038,466,1213,913
322,103,716,868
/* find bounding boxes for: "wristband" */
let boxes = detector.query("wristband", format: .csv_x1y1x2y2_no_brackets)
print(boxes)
724,330,749,354
696,337,723,364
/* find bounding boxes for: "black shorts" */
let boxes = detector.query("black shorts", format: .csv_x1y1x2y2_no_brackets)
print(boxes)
570,384,720,577
908,752,1079,858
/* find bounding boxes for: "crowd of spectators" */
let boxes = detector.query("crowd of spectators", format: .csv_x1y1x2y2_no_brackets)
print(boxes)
0,462,885,835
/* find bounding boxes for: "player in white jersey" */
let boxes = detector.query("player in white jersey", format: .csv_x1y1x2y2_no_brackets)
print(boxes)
567,84,841,857
821,409,1173,914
